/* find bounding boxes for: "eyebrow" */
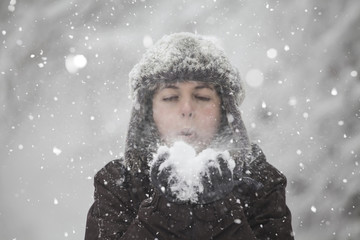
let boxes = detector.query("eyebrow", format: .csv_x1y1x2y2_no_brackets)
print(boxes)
161,85,179,90
194,85,214,91
161,83,215,91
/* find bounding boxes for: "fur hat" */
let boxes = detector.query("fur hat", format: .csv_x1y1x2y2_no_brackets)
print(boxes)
125,32,251,172
129,32,245,106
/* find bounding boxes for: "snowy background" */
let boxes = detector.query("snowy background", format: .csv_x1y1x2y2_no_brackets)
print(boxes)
1,0,359,239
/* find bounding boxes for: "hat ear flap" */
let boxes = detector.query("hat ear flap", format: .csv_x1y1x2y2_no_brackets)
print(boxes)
216,87,251,157
124,96,161,172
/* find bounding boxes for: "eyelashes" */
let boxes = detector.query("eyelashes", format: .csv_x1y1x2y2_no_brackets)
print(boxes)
162,96,178,101
162,96,211,102
195,96,210,101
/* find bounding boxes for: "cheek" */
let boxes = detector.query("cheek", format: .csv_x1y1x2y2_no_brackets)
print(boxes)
153,104,177,137
199,105,221,130
153,106,166,131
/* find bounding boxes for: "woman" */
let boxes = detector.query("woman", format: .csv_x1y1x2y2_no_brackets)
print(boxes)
85,32,294,239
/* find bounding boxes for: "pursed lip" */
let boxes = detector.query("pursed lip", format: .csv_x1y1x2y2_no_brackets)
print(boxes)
178,128,197,138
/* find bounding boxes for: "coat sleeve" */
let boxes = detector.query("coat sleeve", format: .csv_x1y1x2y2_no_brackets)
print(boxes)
84,160,155,240
237,144,294,240
84,159,259,240
127,190,259,240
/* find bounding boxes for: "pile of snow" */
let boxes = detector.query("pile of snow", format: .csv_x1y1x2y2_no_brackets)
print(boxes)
151,141,235,203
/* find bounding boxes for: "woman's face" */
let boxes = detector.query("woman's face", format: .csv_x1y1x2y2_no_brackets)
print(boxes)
152,81,221,150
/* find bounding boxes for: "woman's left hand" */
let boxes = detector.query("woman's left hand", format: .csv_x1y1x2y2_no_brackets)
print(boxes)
150,151,235,204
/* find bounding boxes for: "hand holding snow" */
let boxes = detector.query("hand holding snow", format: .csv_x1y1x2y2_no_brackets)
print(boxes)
150,141,235,204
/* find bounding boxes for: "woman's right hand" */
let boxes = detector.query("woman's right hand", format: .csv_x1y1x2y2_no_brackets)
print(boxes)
150,149,236,204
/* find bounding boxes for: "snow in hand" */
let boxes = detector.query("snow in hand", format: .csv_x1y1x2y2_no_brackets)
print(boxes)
151,141,235,203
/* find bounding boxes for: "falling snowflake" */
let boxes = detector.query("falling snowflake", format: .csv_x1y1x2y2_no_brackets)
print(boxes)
311,206,317,213
234,219,242,224
8,0,16,12
53,147,62,156
331,88,338,96
266,48,278,59
245,69,264,88
350,70,358,77
261,101,267,108
65,54,88,74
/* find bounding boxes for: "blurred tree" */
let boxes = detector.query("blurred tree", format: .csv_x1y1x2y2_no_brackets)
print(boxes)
0,0,359,239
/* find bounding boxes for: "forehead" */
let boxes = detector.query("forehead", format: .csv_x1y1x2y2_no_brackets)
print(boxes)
158,81,215,91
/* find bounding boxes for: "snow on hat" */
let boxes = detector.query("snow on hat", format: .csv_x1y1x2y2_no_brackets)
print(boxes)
129,32,245,107
125,32,251,172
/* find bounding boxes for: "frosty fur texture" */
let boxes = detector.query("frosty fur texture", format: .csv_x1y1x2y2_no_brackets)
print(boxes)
129,32,245,105
150,141,235,203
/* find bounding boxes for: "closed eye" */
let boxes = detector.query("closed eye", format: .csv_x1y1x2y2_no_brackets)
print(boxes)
162,96,179,101
195,96,211,101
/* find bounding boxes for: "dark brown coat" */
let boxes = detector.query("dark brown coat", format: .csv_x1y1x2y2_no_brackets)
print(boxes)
85,144,294,240
86,33,294,239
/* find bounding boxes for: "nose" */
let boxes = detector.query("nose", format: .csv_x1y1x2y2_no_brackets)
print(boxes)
180,98,194,118
182,112,192,117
